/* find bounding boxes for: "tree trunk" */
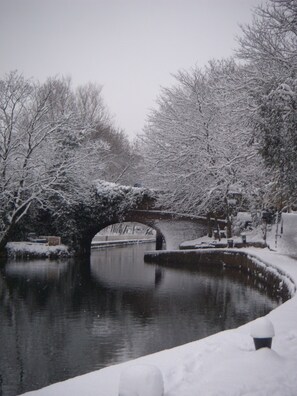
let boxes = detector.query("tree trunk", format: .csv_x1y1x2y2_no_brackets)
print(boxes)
207,213,212,237
0,225,14,257
226,217,232,239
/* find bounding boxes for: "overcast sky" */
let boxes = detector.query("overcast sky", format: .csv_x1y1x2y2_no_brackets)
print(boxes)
0,0,263,139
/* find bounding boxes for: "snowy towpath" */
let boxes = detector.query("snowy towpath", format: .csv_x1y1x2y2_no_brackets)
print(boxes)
21,214,297,396
275,213,297,257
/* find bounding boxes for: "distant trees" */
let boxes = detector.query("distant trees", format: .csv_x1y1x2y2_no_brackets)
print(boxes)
140,60,266,222
0,71,135,250
91,126,139,185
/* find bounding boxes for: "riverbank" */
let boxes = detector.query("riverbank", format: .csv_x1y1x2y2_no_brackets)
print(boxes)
5,238,156,258
20,214,297,395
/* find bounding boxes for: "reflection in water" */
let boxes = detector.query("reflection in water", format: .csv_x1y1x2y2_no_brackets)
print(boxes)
5,259,69,279
154,267,164,288
0,243,281,396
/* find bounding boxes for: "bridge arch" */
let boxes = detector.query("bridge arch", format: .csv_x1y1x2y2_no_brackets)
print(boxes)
91,221,166,250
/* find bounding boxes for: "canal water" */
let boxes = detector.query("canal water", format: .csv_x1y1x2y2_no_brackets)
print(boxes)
0,243,282,396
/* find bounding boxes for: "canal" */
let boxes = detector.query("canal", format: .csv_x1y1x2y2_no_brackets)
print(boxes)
0,243,282,396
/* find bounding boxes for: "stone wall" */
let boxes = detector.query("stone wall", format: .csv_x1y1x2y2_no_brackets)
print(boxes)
144,249,294,301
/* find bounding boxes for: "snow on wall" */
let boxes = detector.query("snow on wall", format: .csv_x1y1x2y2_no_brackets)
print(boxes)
246,252,296,298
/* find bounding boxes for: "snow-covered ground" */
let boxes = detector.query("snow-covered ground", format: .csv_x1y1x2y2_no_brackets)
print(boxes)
6,242,70,258
20,214,297,396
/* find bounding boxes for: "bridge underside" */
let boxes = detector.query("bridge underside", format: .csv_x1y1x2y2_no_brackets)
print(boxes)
122,211,211,250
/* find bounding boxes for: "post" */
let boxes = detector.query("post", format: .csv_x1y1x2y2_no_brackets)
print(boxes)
207,213,212,237
250,317,275,350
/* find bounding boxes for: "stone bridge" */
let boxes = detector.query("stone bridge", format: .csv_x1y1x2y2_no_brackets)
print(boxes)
74,208,226,256
34,181,226,257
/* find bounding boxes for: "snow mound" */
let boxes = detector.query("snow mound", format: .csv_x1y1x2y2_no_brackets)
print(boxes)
119,364,164,396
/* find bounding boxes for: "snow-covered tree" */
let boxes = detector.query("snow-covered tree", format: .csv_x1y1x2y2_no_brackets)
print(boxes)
238,0,297,74
140,60,266,228
237,0,297,210
0,72,111,251
254,80,297,210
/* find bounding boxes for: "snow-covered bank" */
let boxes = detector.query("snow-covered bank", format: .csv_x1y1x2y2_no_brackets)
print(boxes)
20,214,297,396
6,242,70,259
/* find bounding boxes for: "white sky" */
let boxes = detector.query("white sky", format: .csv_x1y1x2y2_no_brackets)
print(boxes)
0,0,263,139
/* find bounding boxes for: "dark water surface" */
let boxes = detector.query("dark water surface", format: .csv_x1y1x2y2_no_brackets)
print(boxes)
0,243,281,396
